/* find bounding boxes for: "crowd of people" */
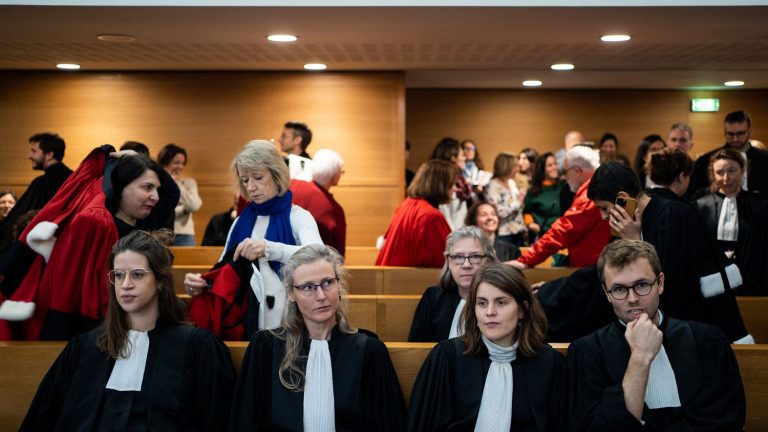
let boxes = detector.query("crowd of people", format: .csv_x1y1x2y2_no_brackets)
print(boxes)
0,110,764,430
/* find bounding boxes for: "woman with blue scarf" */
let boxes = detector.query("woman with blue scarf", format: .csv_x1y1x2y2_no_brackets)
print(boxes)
184,140,322,335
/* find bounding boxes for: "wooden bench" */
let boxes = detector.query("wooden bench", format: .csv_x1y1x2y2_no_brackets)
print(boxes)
177,293,768,344
171,265,580,296
171,246,567,268
172,246,380,267
343,294,768,344
2,342,766,430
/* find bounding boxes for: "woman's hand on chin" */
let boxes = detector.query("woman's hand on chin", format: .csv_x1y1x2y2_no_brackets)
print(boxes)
233,238,266,261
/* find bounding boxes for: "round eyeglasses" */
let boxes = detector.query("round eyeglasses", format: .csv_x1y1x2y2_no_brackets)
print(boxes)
108,268,152,285
292,277,339,297
604,276,659,300
447,254,488,266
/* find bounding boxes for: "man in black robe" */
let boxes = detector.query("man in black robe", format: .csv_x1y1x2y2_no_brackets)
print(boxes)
0,133,72,255
587,162,751,343
567,239,745,431
689,109,768,198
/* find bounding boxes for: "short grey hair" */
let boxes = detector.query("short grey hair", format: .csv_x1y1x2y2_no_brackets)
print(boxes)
566,145,600,170
437,226,498,291
311,149,344,187
232,140,291,198
444,225,497,261
670,123,693,139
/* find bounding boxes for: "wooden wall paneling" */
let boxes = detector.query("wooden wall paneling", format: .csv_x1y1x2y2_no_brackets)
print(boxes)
406,89,768,171
0,71,405,248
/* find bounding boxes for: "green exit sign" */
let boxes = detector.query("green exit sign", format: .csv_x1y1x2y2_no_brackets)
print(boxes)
691,98,720,112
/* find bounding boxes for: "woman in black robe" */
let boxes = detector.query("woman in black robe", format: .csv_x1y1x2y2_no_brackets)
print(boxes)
230,244,406,431
21,229,236,431
694,148,768,295
407,263,565,432
408,225,497,342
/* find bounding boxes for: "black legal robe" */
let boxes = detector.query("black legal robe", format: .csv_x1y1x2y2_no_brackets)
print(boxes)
536,266,614,343
406,337,565,432
494,238,521,262
566,318,746,432
694,190,768,296
408,285,461,342
641,194,748,341
21,323,236,431
230,327,407,431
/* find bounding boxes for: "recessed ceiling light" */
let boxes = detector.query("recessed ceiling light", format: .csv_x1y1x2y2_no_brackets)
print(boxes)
522,80,542,87
304,63,327,71
97,34,136,43
56,63,80,70
551,63,574,71
267,34,298,42
601,34,631,42
724,81,745,87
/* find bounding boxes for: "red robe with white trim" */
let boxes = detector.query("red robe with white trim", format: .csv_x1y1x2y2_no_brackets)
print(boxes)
0,149,114,340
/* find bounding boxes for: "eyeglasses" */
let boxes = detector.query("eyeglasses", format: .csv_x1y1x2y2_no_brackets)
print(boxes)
292,277,339,297
447,254,488,265
563,165,580,174
108,268,152,285
604,276,659,300
725,130,749,138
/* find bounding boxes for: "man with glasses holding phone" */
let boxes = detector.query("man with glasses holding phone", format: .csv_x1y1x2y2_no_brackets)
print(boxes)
689,109,768,197
566,239,746,431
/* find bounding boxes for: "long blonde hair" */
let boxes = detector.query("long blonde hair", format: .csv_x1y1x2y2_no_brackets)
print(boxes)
274,244,356,391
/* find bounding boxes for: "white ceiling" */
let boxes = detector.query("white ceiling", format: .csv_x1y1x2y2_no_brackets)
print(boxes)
1,3,767,89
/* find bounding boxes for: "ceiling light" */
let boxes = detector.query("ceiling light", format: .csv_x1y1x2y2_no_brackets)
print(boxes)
267,34,298,42
551,63,574,71
522,80,542,87
304,63,327,71
601,34,631,42
724,81,745,87
97,34,136,43
56,63,80,70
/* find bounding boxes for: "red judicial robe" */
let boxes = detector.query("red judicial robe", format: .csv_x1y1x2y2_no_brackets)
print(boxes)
290,179,347,256
0,146,179,340
0,148,115,340
375,197,451,268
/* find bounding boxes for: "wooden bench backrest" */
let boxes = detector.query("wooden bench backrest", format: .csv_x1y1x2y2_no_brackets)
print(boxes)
2,342,766,431
171,246,569,268
171,265,579,296
172,246,381,267
344,294,768,344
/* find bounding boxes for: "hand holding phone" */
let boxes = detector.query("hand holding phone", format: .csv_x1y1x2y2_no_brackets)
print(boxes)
610,196,638,237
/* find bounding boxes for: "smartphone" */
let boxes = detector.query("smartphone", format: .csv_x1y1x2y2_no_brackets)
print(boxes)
611,196,638,237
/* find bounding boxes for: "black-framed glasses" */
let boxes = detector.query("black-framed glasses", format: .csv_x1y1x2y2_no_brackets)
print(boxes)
447,254,488,265
725,130,749,138
108,268,152,285
292,277,339,297
604,276,659,300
